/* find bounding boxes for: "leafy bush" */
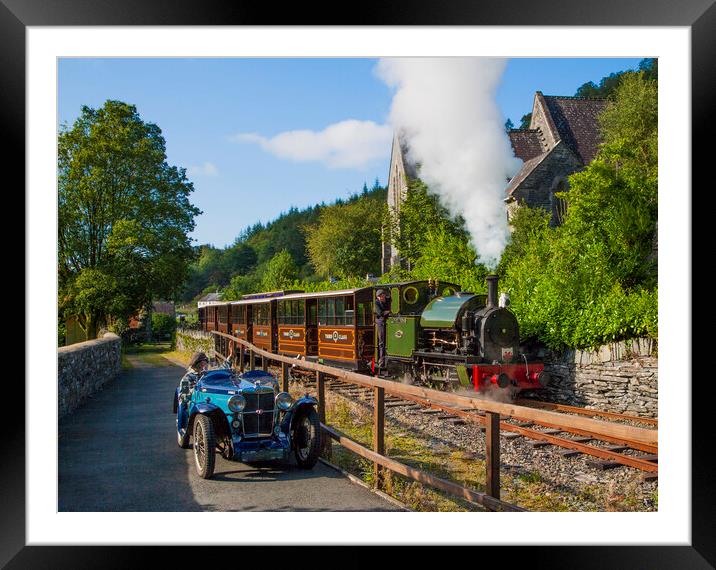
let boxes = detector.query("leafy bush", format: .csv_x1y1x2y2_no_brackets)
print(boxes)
152,313,176,340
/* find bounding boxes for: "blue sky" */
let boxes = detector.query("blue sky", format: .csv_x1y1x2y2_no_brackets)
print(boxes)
58,57,644,248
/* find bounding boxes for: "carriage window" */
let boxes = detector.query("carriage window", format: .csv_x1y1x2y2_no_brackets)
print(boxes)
307,302,317,326
219,305,228,324
327,298,335,325
319,298,340,326
318,299,328,325
235,306,246,324
357,302,373,326
317,296,355,325
335,297,344,324
254,304,270,325
343,297,355,325
279,300,305,325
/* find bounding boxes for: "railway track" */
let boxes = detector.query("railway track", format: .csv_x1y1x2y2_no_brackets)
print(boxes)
283,370,658,477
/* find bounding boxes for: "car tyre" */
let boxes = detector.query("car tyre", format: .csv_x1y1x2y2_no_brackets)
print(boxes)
293,407,321,469
193,414,216,479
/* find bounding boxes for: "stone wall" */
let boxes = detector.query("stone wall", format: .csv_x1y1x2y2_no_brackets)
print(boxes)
533,338,658,418
58,332,122,419
175,329,214,358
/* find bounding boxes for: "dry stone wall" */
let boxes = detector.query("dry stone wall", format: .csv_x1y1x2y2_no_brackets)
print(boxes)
533,338,658,418
175,329,214,358
58,332,121,418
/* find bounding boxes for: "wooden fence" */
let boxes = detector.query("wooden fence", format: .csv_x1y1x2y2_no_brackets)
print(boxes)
211,331,657,512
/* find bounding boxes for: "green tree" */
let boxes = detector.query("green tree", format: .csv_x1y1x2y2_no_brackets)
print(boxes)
152,312,177,340
221,273,261,301
305,194,385,279
502,72,658,349
519,113,532,130
58,100,200,338
390,179,466,272
261,250,299,291
575,58,657,98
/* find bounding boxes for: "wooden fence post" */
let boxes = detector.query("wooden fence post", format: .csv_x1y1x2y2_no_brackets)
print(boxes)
373,386,385,489
316,371,331,458
262,354,268,372
249,349,255,371
485,412,500,499
281,362,290,393
239,344,245,372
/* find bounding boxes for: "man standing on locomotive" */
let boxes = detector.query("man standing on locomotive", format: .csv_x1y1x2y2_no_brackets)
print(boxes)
374,289,391,375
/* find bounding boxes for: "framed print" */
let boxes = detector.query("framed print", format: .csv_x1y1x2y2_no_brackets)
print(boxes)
6,0,713,566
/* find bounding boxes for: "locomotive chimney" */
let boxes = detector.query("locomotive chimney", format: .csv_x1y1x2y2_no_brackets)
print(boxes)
486,275,499,308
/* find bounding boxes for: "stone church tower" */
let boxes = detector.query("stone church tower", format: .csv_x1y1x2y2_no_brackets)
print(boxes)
381,132,416,274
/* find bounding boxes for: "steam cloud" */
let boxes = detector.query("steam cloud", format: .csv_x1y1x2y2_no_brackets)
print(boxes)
376,58,522,269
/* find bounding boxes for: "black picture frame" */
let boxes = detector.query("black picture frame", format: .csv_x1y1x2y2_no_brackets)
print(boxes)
6,0,711,567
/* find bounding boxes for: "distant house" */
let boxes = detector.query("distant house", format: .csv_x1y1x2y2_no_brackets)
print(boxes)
152,300,176,318
506,92,608,225
197,292,223,308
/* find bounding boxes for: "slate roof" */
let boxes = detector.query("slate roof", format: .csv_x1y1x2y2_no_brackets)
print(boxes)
540,94,608,164
505,147,553,198
508,129,545,162
199,292,222,303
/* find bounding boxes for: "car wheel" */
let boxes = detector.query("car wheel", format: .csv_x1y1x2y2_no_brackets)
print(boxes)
193,414,216,479
293,407,321,469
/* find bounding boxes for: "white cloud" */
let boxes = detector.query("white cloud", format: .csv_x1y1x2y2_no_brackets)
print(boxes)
230,120,392,169
187,162,219,177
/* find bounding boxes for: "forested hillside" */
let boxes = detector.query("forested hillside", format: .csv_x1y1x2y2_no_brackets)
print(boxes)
182,180,386,303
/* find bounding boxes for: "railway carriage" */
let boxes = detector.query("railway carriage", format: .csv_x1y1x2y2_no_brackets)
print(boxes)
199,276,548,395
229,301,252,342
275,294,316,358
230,291,303,355
204,304,218,332
315,288,375,370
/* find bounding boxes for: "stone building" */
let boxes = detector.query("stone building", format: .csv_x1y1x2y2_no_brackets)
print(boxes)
506,92,608,225
197,292,223,308
380,91,608,273
381,133,417,274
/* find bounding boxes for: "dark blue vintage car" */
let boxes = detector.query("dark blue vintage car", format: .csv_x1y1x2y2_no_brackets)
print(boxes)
174,368,321,479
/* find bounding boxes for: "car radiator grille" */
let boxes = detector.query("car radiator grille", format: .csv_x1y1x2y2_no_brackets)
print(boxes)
242,391,275,436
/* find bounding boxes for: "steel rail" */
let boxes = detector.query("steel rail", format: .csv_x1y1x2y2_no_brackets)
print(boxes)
515,399,658,427
326,380,659,471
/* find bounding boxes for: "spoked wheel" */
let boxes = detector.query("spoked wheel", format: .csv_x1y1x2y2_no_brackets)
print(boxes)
293,407,321,469
193,414,216,479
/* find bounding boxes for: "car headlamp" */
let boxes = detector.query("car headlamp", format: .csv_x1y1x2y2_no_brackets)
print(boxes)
228,394,246,412
275,392,293,411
